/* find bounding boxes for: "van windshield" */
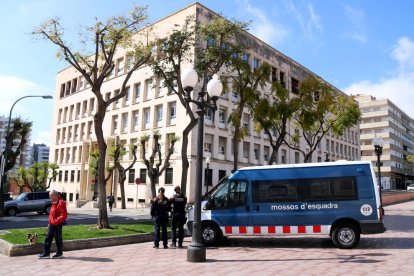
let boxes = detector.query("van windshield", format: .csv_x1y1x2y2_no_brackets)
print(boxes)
210,180,247,209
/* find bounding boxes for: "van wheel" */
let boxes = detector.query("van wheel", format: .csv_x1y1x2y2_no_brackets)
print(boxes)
6,207,17,216
332,224,360,249
201,222,221,246
44,205,52,215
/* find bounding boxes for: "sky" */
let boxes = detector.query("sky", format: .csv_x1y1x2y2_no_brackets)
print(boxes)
1,0,414,146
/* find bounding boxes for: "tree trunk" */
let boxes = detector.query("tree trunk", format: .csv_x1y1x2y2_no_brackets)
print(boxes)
120,175,127,209
149,176,156,199
180,119,197,196
268,148,278,165
94,110,110,229
233,126,240,172
304,153,312,163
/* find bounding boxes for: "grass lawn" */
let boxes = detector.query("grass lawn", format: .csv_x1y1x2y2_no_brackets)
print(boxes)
0,222,155,245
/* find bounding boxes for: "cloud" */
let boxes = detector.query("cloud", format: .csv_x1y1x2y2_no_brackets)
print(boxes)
0,75,54,147
241,0,289,45
344,36,414,118
342,5,367,43
284,0,323,39
391,36,414,69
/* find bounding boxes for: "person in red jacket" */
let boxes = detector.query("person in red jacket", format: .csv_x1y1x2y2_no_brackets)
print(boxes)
38,190,68,259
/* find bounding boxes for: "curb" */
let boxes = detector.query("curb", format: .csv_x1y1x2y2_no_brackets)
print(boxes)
0,232,157,257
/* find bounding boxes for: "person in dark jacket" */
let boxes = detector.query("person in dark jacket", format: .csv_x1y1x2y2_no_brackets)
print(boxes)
151,187,171,249
170,186,187,248
107,194,114,212
38,190,68,259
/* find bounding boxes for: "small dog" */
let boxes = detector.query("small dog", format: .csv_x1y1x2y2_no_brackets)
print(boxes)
27,233,39,245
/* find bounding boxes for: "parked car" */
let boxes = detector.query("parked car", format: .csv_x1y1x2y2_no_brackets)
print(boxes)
4,191,52,216
407,184,414,191
2,193,13,202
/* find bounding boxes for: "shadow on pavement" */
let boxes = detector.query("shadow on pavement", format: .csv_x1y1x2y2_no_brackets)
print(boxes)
62,256,113,262
220,236,414,250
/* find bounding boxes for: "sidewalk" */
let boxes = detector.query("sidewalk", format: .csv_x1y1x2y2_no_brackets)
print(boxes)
1,201,413,276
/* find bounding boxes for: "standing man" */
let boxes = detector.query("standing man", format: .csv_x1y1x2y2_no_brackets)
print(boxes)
107,193,115,212
150,187,170,249
38,190,67,259
170,186,187,248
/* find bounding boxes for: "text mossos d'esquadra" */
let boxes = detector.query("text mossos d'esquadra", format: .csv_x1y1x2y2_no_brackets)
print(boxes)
271,202,339,211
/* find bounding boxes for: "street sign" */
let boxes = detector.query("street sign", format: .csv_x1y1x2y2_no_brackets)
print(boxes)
135,178,141,185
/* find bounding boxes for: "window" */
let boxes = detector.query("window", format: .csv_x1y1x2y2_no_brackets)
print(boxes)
128,169,135,184
204,134,213,153
133,83,141,103
295,152,300,163
69,193,74,202
155,105,163,127
271,67,277,82
121,113,128,133
156,79,165,97
132,110,139,132
64,171,68,182
113,90,120,109
77,170,81,182
254,144,260,160
305,177,356,200
252,180,298,203
112,115,119,135
219,108,226,126
218,137,226,156
165,168,173,184
60,83,65,98
241,53,249,63
127,55,134,70
123,86,130,106
291,78,299,94
58,171,63,182
140,169,147,184
264,146,270,162
168,102,176,125
204,168,213,186
72,78,77,93
145,79,153,100
281,149,287,164
205,108,214,122
210,180,247,209
218,170,226,182
243,141,250,159
143,108,150,129
280,71,286,88
253,57,260,71
116,57,124,76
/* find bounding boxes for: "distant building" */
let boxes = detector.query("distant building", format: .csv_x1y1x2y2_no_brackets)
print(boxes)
0,116,32,172
356,95,414,189
31,143,50,163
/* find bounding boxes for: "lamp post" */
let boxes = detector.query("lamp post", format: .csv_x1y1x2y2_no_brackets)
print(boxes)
181,67,222,262
205,155,211,194
0,95,53,216
373,136,384,203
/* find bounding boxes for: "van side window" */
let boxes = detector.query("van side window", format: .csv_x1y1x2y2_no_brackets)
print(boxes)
252,180,298,203
212,180,247,209
306,177,356,200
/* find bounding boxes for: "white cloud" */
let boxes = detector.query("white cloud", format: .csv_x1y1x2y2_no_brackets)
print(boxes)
284,1,323,39
342,5,367,43
0,75,53,116
241,0,289,45
391,36,414,69
344,36,414,118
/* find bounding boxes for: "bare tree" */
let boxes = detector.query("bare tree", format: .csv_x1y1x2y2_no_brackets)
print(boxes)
33,6,152,228
140,132,179,198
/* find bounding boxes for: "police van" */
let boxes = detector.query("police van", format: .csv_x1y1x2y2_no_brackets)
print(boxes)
186,161,386,249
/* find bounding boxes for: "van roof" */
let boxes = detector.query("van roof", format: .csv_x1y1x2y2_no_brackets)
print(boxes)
238,160,372,171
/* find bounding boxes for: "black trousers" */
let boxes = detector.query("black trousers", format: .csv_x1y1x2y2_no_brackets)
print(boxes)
171,213,186,246
43,224,63,255
154,217,168,247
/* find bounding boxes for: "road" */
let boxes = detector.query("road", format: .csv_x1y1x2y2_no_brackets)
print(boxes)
0,208,151,230
0,201,413,275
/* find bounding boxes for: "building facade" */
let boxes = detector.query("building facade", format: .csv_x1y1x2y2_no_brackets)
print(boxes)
356,95,414,189
31,143,50,164
0,116,32,172
49,3,360,207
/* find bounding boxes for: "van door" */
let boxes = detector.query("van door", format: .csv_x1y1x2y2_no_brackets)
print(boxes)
209,180,251,234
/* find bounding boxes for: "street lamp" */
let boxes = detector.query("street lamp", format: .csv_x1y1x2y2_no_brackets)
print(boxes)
181,67,222,262
373,136,384,203
0,95,53,215
205,155,211,194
